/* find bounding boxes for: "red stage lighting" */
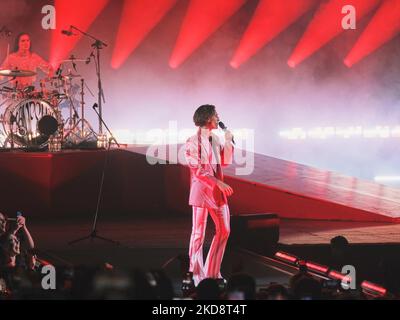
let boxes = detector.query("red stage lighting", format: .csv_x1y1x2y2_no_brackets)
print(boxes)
361,281,387,297
305,261,329,274
169,0,246,68
288,0,381,68
328,270,352,287
50,0,110,68
111,0,178,69
230,0,318,68
274,251,299,264
344,0,400,67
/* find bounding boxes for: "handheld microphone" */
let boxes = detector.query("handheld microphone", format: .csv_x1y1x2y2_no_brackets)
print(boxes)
218,121,235,145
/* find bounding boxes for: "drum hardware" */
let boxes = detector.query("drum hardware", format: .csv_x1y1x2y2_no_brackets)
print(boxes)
63,72,81,79
0,69,37,77
9,113,15,149
23,85,35,95
54,51,102,149
0,29,110,152
59,58,89,63
1,98,63,149
0,76,16,88
1,86,14,92
63,78,96,145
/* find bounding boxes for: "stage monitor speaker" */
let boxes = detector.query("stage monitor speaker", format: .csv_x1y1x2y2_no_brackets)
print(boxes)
230,213,280,255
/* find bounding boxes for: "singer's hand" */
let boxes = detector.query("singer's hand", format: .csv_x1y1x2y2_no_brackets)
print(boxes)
224,129,234,143
217,180,234,197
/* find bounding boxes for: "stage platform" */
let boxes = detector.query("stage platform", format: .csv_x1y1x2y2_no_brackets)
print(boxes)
130,145,400,223
0,145,399,222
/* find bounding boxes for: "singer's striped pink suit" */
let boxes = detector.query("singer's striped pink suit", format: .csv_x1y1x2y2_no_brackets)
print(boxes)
185,130,233,286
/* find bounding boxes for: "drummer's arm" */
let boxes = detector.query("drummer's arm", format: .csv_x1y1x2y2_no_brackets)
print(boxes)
36,54,54,78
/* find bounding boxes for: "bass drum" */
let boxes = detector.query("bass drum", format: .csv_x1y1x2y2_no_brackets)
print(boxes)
2,99,63,148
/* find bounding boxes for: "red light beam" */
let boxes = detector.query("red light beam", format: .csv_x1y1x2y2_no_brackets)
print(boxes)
111,0,178,69
169,0,247,68
288,0,381,68
344,0,400,67
230,0,319,68
50,0,110,68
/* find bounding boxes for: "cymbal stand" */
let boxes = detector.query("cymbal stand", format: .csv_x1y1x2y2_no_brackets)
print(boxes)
61,76,80,142
64,78,96,143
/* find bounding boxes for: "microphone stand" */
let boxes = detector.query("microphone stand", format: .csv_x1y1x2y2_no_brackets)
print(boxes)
68,106,120,246
70,25,107,135
92,104,120,148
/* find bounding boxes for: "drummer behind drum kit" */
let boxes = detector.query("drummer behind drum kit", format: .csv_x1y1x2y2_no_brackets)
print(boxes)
0,63,98,150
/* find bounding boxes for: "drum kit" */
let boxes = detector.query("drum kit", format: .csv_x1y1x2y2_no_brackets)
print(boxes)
0,61,97,150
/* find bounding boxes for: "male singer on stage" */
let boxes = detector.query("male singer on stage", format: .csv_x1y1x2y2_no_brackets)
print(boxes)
0,33,53,88
185,104,234,286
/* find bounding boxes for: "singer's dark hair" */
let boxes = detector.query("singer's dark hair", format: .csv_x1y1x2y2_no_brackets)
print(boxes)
14,33,32,53
193,104,216,127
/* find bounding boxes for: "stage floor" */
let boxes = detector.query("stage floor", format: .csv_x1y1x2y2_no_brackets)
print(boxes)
30,215,400,251
279,219,400,244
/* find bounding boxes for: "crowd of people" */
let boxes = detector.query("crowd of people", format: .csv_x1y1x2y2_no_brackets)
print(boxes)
0,262,396,300
0,211,398,300
0,212,36,269
0,211,40,296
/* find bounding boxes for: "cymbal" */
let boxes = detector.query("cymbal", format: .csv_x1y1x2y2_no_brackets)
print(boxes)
60,59,88,63
0,69,37,77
